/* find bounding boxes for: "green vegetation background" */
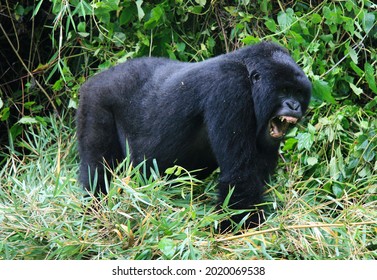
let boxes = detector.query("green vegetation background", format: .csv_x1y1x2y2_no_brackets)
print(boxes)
0,0,376,259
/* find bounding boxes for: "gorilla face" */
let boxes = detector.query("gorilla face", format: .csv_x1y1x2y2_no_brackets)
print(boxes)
249,51,311,149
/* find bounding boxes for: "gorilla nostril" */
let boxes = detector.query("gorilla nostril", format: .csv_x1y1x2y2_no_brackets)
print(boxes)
285,100,300,111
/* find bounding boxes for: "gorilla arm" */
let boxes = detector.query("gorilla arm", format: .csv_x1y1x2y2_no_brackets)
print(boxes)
202,61,278,230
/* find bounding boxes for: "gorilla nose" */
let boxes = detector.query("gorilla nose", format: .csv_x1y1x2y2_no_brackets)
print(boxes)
285,100,301,112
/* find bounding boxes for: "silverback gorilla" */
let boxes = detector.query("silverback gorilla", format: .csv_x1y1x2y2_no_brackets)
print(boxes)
77,42,311,231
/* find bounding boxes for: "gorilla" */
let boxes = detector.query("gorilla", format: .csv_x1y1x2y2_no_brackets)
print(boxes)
77,41,311,231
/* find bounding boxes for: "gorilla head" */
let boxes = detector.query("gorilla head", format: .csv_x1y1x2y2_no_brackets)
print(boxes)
243,44,310,150
77,41,311,232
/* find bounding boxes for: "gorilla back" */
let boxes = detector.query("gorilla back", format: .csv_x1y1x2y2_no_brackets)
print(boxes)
77,42,311,230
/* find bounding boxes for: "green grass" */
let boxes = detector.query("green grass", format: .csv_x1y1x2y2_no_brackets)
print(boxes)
0,107,376,260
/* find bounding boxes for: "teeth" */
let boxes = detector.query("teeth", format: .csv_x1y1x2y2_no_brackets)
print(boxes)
269,115,299,138
279,116,298,124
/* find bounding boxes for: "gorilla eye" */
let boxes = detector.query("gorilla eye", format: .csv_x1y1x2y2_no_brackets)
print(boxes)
250,72,261,85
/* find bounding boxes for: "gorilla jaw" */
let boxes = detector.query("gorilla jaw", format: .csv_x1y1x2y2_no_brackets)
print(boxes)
269,115,298,138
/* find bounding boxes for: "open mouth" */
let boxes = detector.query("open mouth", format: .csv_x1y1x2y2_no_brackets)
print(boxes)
269,116,299,138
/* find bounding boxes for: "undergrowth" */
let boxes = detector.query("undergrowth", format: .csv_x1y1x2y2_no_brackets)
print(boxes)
0,105,376,260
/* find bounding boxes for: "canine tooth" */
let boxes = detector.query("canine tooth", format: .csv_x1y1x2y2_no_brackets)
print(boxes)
279,116,299,124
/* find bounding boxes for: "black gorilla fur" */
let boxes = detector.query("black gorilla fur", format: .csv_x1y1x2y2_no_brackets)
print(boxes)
77,42,311,230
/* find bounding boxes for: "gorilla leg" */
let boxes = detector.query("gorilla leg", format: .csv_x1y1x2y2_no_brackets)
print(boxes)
77,99,123,195
203,75,270,231
217,177,265,231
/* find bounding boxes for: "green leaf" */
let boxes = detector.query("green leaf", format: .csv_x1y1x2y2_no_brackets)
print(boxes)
144,5,164,29
365,63,377,94
349,83,363,96
158,238,176,259
358,166,371,178
329,157,339,180
120,7,135,25
312,78,335,104
188,6,203,15
206,37,215,51
135,0,145,21
165,166,176,175
93,0,120,23
265,19,276,32
260,0,268,13
10,124,22,140
307,157,318,166
74,0,92,17
222,187,235,208
32,0,44,18
1,107,10,121
68,99,78,109
18,116,38,124
282,137,298,151
349,61,364,77
335,147,346,178
176,42,186,53
195,0,206,7
296,132,314,151
77,22,86,32
241,36,260,45
345,1,354,12
362,12,375,33
277,8,294,31
347,46,358,64
332,184,343,198
165,165,183,176
319,34,333,43
98,0,119,11
311,13,322,24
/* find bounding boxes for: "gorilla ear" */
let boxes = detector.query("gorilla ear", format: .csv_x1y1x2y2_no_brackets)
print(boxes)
250,71,261,85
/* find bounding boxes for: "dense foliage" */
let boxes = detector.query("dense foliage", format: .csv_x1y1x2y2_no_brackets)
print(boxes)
0,0,376,260
1,1,376,141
